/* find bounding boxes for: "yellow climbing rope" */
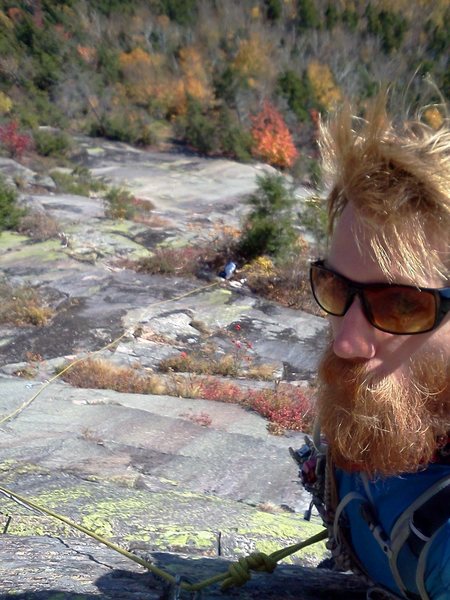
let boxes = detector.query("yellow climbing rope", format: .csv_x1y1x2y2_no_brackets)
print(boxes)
0,483,327,593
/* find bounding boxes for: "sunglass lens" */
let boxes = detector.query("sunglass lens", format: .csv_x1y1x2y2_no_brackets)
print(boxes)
311,266,348,316
366,287,436,334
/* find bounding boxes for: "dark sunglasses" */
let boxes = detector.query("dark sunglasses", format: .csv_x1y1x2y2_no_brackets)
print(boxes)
310,260,450,335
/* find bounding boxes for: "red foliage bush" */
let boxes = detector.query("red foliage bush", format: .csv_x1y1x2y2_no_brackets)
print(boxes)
0,121,32,159
198,377,314,433
198,378,243,403
251,101,298,168
247,385,313,432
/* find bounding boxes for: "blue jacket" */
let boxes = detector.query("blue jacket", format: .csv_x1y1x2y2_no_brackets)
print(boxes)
336,464,450,599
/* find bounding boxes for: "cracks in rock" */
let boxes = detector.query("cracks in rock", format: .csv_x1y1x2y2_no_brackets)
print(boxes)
51,534,118,571
217,530,222,557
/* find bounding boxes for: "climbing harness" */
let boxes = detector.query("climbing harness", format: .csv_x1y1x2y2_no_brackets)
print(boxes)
290,419,328,522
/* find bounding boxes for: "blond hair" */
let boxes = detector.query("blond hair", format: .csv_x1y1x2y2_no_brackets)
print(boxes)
319,94,450,282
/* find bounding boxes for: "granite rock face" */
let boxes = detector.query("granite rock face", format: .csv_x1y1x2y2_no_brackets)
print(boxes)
0,536,368,599
0,140,368,598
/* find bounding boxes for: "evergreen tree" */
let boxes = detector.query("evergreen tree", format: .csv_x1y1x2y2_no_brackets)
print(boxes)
238,173,298,260
325,3,338,30
296,0,320,31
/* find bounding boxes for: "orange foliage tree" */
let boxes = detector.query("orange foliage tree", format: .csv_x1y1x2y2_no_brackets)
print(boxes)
251,101,298,168
77,45,97,64
119,47,157,105
119,45,214,116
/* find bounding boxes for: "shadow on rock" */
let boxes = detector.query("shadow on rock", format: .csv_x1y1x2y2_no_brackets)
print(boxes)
98,552,368,600
0,553,368,600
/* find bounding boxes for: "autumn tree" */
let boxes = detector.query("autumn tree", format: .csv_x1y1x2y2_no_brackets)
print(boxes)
423,107,444,130
119,47,183,115
251,100,298,169
232,32,275,92
119,47,160,105
178,45,214,111
0,92,13,115
306,61,342,111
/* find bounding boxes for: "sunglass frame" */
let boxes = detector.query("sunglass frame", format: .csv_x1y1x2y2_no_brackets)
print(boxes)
309,259,450,335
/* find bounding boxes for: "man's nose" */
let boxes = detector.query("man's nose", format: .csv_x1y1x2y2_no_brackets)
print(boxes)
331,297,378,360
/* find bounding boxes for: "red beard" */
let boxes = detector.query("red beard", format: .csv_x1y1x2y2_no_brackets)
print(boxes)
316,343,449,477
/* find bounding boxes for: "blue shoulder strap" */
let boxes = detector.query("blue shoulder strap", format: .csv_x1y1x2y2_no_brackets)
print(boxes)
335,473,450,600
389,474,450,600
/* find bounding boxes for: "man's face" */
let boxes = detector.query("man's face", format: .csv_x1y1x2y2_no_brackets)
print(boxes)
316,203,449,476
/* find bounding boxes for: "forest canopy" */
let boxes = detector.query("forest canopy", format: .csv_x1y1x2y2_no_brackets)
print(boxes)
0,0,448,165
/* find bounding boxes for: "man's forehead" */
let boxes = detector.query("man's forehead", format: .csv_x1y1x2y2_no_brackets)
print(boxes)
330,202,448,287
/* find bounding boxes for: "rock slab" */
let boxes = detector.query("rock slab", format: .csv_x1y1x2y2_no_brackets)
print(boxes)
0,536,369,599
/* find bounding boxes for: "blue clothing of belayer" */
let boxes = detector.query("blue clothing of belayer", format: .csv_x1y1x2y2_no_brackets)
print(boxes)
336,463,450,600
